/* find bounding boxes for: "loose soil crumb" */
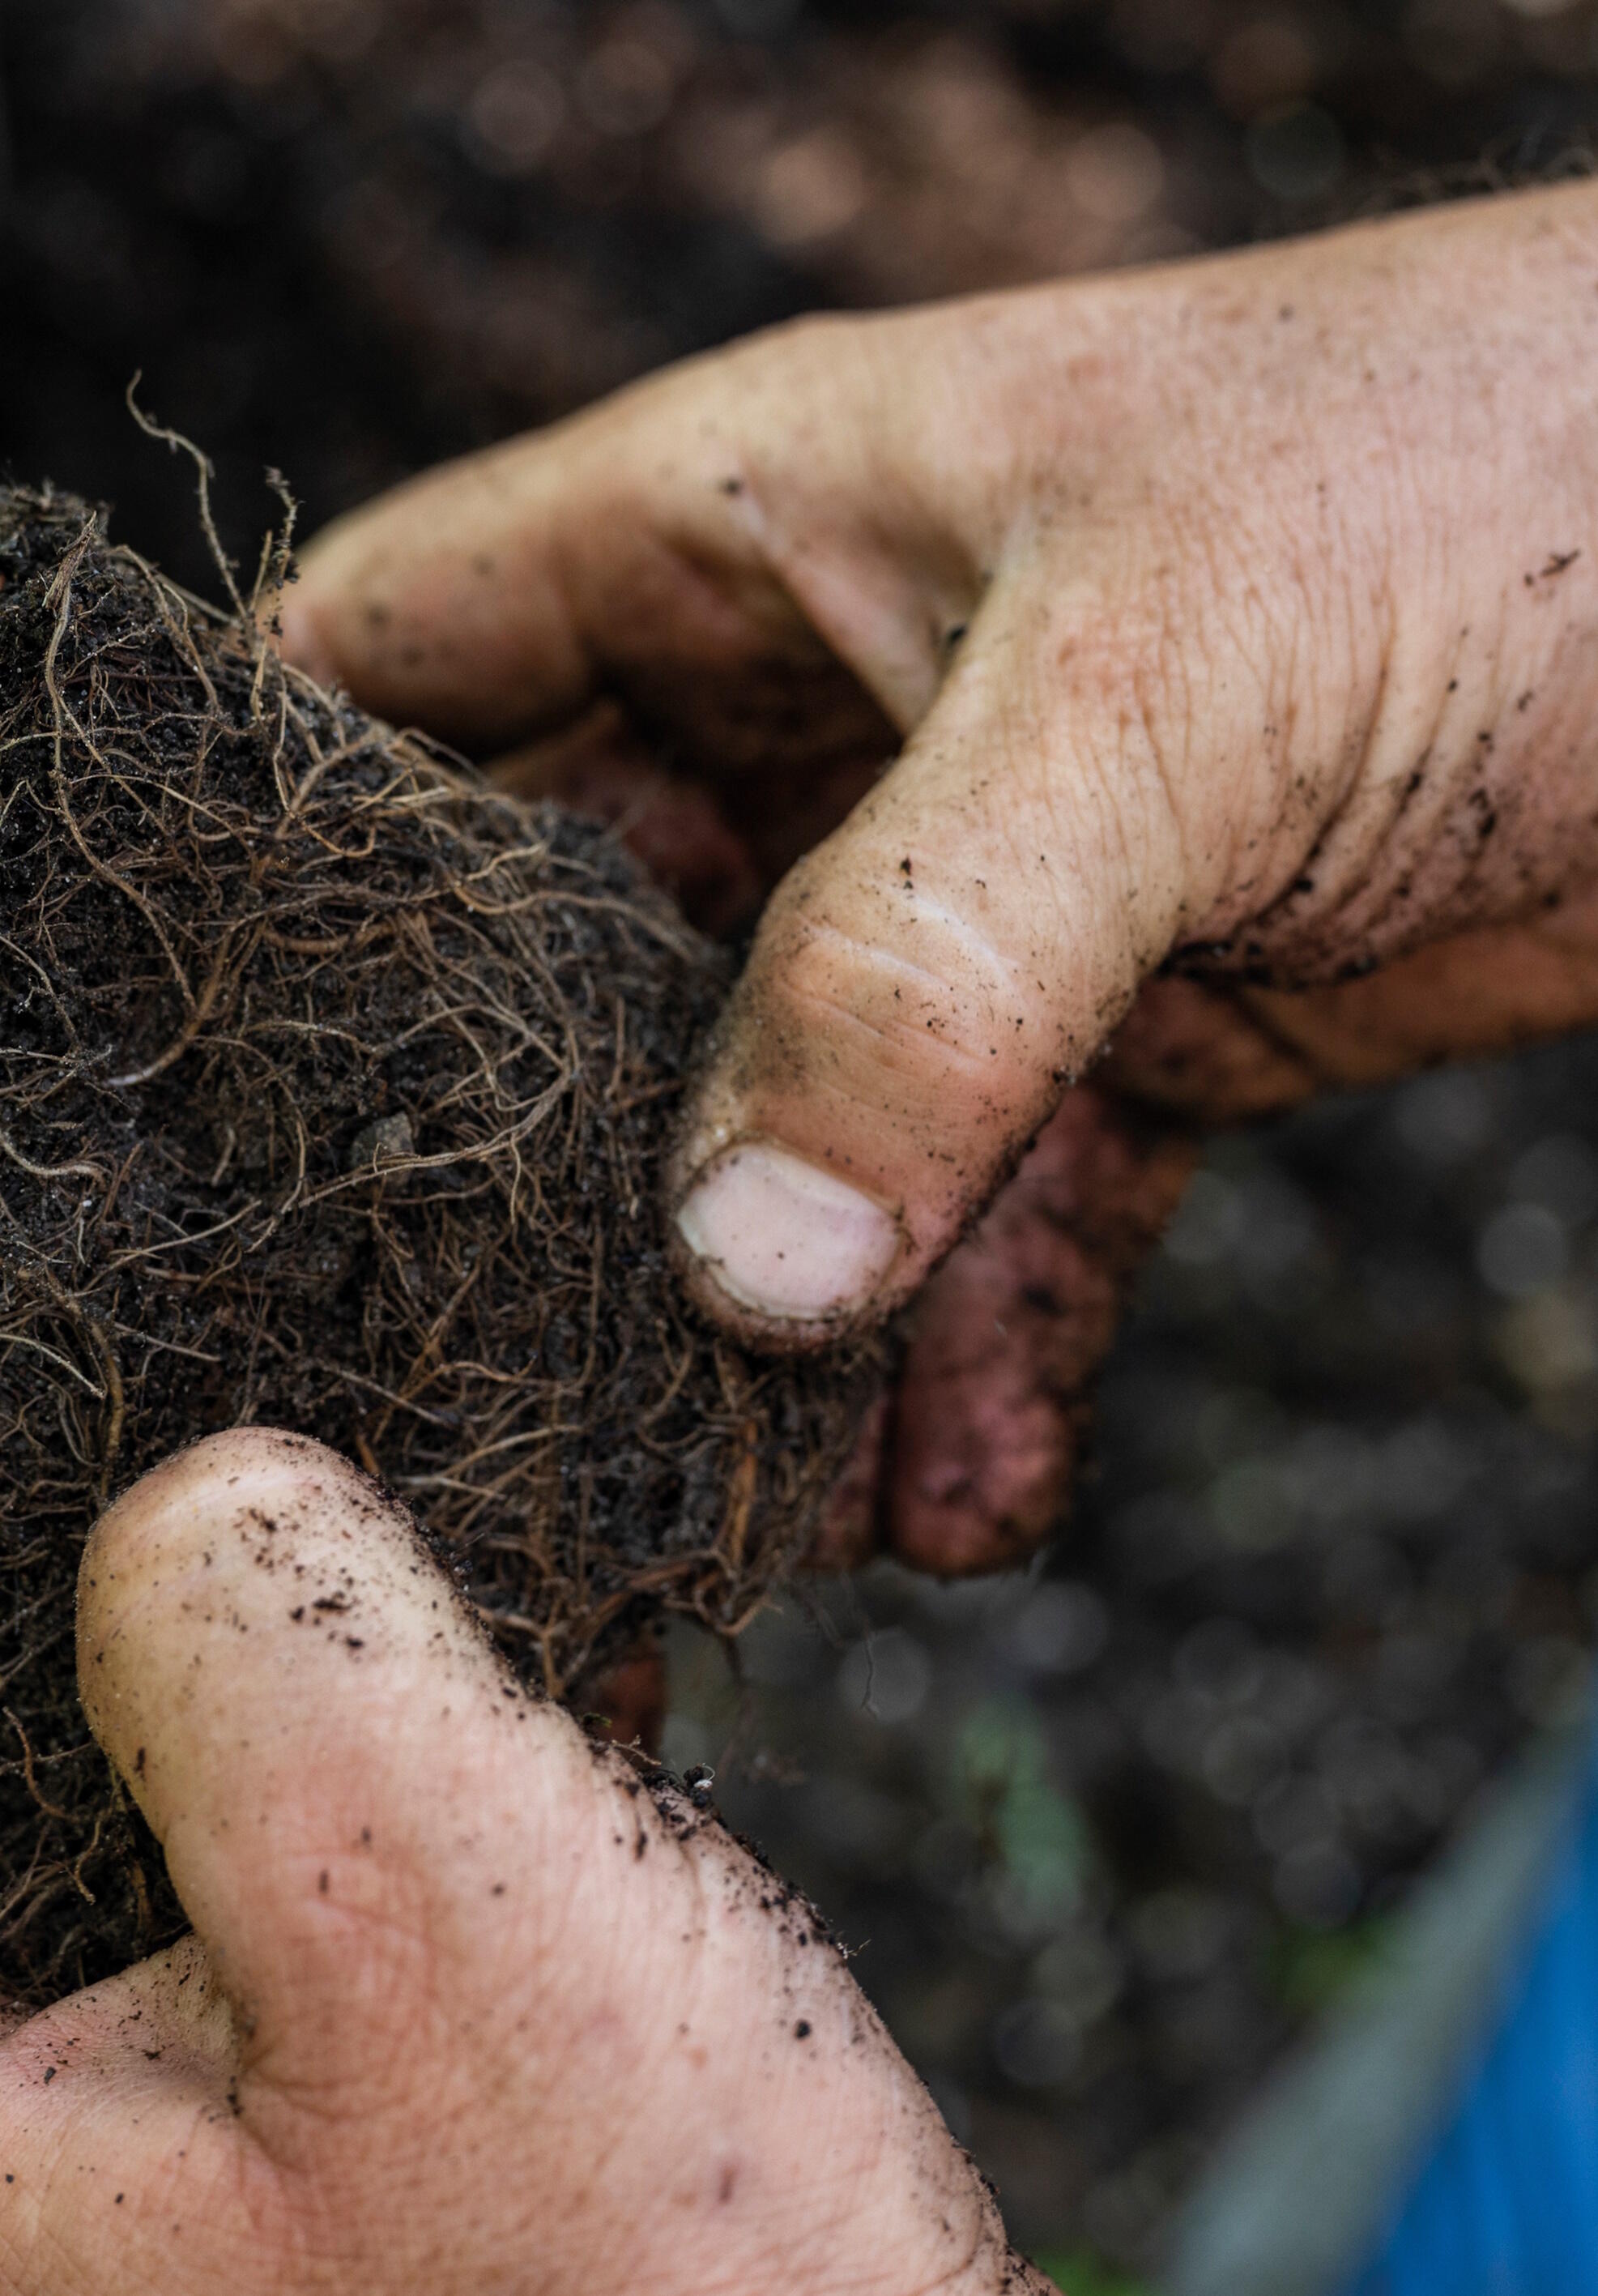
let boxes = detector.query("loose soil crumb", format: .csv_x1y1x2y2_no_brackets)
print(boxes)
0,483,879,2004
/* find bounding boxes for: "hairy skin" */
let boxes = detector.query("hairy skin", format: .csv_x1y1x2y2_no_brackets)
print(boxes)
288,181,1598,1576
0,1432,1044,2296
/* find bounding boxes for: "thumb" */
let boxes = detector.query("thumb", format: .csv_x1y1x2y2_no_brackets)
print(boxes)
669,595,1189,1338
75,1428,570,2128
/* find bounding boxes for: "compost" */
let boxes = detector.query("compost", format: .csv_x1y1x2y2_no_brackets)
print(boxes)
0,481,877,2004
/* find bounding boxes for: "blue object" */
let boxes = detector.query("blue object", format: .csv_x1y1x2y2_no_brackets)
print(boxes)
1167,1713,1598,2296
1348,1716,1598,2296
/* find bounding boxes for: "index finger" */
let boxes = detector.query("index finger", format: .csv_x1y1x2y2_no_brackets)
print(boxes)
282,349,802,753
282,310,969,759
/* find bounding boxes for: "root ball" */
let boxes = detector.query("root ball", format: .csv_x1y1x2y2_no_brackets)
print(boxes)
0,485,877,2001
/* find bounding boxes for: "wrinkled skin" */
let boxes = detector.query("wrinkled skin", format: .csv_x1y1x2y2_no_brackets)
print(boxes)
0,1432,1044,2296
14,179,1598,2296
289,180,1598,1577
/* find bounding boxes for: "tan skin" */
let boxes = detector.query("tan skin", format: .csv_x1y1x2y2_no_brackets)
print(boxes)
1,1433,1038,2296
289,177,1598,1575
10,181,1598,2290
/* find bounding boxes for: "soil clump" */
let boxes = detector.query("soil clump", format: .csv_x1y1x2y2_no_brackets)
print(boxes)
0,482,877,2004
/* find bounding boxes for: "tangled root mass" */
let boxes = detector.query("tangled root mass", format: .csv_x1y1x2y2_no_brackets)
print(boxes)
0,484,876,2002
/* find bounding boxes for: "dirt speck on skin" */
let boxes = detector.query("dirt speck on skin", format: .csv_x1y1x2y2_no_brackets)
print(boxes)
0,484,880,2006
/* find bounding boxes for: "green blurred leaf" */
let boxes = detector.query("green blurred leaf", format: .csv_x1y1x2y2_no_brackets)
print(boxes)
1271,1914,1393,2016
955,1701,1094,1918
1032,2249,1152,2294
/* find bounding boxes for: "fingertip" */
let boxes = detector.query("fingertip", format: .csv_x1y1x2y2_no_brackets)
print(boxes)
278,499,375,686
76,1428,506,1857
276,585,340,690
79,1428,353,1628
274,446,599,749
76,1429,379,1799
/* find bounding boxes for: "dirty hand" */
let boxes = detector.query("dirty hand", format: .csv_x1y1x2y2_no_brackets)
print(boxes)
0,1429,1042,2296
286,180,1598,1572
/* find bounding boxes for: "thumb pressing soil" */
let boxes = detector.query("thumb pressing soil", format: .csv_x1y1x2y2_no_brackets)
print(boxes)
0,483,879,2005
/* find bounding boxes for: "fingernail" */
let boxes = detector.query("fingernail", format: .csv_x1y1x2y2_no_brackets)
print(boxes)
675,1141,899,1323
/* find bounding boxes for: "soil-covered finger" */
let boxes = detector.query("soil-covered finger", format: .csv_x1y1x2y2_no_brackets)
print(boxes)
888,1093,1198,1575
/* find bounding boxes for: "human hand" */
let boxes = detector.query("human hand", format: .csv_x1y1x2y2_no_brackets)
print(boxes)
285,181,1598,1573
0,1429,1043,2295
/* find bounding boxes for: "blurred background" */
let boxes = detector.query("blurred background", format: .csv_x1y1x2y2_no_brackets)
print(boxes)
7,1,1598,2285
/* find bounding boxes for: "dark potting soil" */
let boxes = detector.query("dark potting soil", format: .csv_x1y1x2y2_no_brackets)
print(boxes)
0,482,877,2004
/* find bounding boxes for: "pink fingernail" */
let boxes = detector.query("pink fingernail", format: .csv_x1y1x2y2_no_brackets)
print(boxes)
675,1142,899,1323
